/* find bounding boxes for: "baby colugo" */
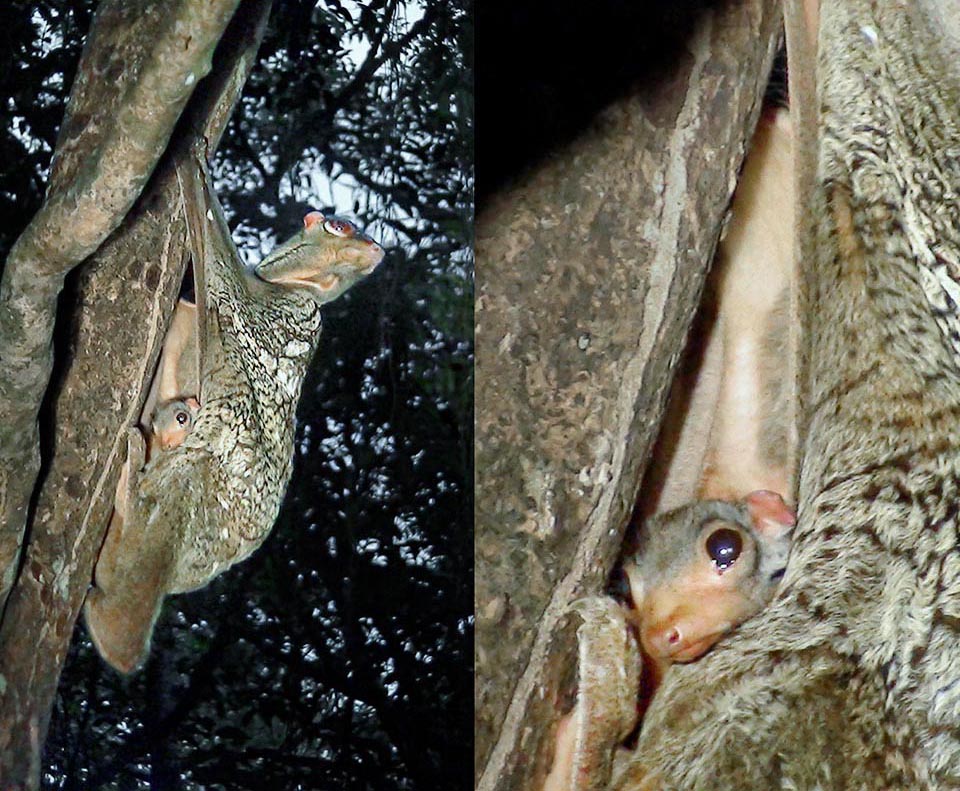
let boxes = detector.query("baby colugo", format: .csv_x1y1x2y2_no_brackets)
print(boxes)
150,397,200,452
544,491,795,791
623,490,795,687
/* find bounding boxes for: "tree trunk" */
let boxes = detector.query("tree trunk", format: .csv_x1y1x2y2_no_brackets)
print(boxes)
0,0,242,609
0,1,272,785
473,2,782,789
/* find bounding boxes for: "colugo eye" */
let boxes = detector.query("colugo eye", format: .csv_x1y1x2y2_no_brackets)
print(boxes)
324,218,356,238
706,527,743,571
176,411,190,426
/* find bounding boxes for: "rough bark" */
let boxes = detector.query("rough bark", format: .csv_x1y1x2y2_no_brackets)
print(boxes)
0,0,241,609
0,1,272,785
473,2,782,789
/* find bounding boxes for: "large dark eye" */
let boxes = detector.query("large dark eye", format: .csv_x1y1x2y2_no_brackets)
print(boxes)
176,410,190,426
706,528,743,571
324,218,356,238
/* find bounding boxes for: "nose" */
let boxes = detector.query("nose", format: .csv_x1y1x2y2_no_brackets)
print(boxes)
364,241,385,272
644,622,683,659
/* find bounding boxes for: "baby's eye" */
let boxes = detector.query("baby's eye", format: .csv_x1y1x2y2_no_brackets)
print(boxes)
706,528,743,571
323,218,356,238
176,411,190,426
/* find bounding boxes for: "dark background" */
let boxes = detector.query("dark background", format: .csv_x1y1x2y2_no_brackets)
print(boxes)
475,0,714,204
0,1,472,788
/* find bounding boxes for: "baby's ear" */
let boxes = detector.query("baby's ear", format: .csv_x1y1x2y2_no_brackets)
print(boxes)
744,490,796,536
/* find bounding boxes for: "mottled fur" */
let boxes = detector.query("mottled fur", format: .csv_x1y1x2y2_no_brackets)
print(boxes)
85,157,382,673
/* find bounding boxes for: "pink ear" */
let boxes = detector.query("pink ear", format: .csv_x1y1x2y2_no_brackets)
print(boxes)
744,490,796,530
303,211,325,230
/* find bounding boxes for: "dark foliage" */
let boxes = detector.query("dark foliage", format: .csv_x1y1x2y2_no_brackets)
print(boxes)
0,1,472,789
0,1,94,261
